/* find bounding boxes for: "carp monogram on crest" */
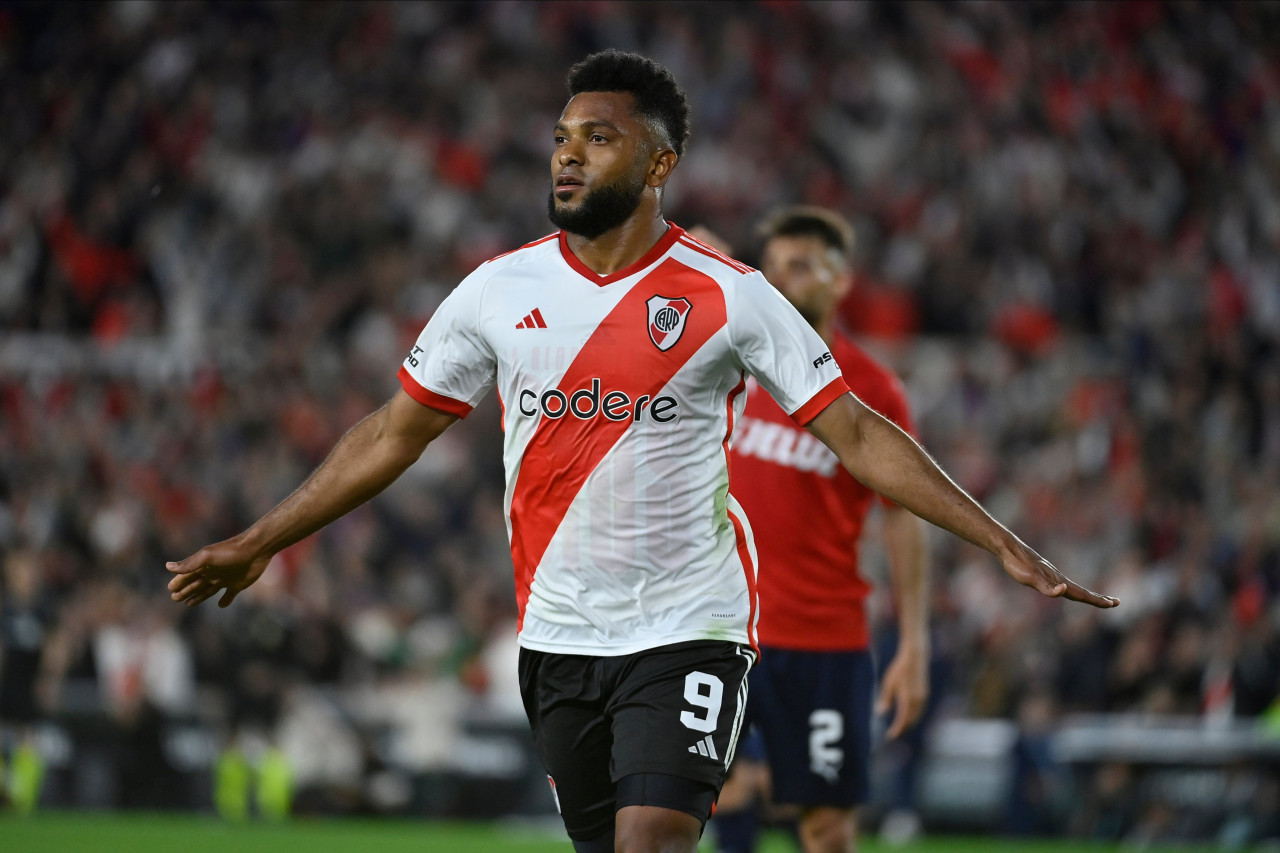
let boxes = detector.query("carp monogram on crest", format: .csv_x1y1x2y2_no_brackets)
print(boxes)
646,295,692,351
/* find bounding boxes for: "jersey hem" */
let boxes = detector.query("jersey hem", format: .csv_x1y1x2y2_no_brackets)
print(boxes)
756,636,871,653
517,628,753,657
790,376,850,426
397,367,474,418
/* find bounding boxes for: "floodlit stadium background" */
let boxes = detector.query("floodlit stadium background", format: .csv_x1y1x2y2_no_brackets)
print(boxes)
1,1,1278,849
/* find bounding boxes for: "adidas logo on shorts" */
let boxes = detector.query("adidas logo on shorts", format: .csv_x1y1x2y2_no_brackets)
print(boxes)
687,734,718,760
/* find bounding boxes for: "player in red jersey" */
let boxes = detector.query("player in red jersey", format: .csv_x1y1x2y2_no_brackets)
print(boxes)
711,207,929,853
167,51,1116,853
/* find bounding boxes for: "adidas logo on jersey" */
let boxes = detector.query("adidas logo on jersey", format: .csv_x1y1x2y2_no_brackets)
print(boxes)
688,734,719,760
516,308,548,329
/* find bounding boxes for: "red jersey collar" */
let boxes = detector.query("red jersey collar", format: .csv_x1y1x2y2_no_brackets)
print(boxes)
558,224,685,286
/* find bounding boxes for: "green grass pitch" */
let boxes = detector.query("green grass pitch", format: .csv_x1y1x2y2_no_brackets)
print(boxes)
0,813,1225,852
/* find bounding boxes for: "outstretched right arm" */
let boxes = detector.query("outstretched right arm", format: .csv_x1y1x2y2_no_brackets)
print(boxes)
167,390,458,608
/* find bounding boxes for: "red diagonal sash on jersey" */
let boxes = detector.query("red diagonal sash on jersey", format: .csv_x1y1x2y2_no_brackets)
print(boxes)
510,259,727,628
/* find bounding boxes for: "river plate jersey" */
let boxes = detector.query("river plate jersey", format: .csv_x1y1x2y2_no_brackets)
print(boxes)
731,331,916,652
399,225,848,656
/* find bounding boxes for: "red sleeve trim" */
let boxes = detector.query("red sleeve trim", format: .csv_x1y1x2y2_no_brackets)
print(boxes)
789,377,850,426
397,366,474,418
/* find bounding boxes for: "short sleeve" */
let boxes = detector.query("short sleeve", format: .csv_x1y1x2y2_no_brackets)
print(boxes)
728,271,849,425
398,270,497,418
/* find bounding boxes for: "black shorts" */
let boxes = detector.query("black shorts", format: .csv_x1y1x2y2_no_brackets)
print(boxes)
519,640,755,842
746,646,875,807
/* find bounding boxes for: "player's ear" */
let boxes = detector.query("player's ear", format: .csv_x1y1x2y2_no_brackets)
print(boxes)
829,248,854,299
648,148,678,188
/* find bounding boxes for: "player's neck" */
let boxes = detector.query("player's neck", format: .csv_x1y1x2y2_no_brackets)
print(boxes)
563,209,670,276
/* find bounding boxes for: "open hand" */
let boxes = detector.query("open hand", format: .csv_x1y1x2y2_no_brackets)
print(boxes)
166,538,272,608
1001,542,1117,609
877,644,929,739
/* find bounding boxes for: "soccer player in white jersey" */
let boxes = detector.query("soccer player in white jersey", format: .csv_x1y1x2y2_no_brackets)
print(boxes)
168,50,1118,853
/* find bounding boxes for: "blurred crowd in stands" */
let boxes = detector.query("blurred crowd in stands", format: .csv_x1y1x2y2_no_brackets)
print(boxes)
1,0,1279,844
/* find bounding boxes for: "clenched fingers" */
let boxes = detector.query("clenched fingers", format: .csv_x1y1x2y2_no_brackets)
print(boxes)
166,552,225,604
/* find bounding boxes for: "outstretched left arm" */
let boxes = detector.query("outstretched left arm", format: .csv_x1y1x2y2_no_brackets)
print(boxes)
806,393,1117,609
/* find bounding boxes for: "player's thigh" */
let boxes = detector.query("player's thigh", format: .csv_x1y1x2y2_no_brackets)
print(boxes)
750,648,874,806
518,647,617,841
608,641,754,802
616,801,704,853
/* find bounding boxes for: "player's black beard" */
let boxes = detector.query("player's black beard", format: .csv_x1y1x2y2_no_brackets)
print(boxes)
547,171,647,239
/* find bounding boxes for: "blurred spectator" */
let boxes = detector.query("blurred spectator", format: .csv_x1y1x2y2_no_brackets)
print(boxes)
0,550,51,812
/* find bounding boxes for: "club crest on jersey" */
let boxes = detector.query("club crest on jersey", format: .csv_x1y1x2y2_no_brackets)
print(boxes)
646,295,692,352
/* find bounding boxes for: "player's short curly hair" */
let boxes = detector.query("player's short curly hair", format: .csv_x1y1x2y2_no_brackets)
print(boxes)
567,49,691,158
758,206,856,260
